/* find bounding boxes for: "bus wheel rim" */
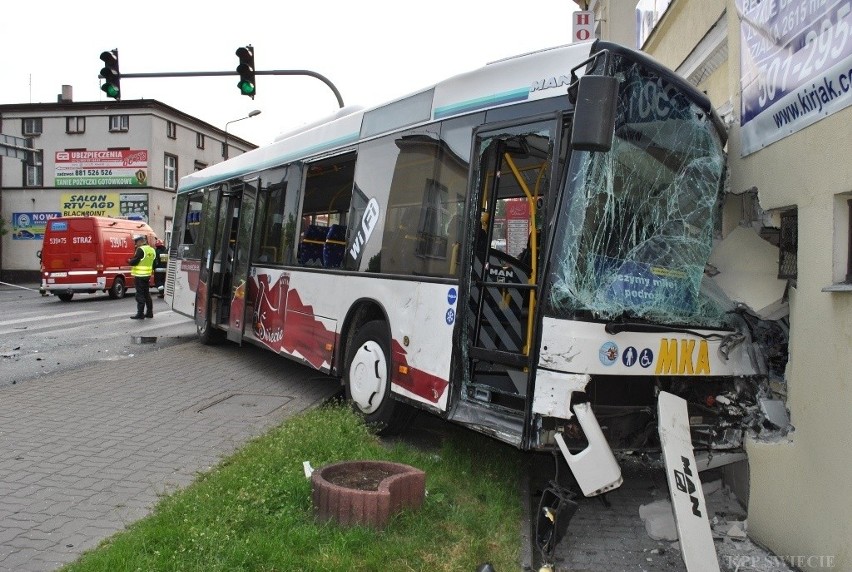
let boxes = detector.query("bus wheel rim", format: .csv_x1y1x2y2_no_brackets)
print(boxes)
349,341,386,414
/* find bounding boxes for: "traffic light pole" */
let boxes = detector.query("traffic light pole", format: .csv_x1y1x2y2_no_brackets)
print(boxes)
119,70,345,108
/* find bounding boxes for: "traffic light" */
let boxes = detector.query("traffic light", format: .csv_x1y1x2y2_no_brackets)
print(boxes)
99,49,121,100
236,46,256,98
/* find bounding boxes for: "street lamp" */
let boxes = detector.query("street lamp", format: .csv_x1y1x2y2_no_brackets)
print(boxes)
224,109,261,160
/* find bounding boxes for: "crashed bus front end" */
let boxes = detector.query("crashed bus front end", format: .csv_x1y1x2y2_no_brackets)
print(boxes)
530,47,789,495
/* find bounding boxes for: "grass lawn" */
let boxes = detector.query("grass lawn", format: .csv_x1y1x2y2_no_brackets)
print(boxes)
61,402,524,571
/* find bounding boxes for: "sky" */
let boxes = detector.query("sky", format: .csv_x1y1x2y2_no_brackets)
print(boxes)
1,1,581,146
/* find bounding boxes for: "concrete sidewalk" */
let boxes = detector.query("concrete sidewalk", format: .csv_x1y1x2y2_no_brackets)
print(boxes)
0,338,340,571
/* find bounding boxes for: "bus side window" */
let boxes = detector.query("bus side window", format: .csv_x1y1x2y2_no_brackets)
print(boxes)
252,168,299,266
180,194,204,259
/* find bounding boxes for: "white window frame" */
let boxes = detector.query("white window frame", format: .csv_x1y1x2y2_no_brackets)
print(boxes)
66,116,86,134
22,118,42,136
24,150,43,187
196,132,205,149
164,153,178,189
109,115,129,132
167,121,177,139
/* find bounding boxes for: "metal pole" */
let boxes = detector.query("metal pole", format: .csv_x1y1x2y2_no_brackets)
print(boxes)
223,110,261,160
120,70,345,108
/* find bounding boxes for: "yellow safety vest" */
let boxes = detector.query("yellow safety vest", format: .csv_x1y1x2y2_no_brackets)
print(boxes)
131,244,156,277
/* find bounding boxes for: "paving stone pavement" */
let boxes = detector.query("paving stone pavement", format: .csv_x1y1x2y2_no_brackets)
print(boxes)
0,339,340,571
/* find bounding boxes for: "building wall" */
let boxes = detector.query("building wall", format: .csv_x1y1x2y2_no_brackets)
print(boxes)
641,0,725,69
640,2,852,568
589,0,636,47
580,0,852,567
724,7,852,567
0,100,255,282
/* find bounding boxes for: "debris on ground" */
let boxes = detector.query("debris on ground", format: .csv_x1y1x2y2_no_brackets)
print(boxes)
637,476,796,571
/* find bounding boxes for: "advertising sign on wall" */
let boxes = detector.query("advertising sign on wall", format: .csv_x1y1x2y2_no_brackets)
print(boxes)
11,212,62,240
61,192,149,221
54,149,148,187
738,0,852,156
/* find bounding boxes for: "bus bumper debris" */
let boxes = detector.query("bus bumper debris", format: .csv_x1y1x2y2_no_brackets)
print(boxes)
658,391,720,572
534,479,578,566
555,402,623,496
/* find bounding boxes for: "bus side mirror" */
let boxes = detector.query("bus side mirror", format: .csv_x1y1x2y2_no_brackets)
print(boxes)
570,75,618,152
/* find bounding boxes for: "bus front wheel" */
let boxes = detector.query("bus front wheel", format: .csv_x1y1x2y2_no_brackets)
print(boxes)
345,320,414,435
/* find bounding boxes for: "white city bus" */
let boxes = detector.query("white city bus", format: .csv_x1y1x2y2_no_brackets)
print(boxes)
166,40,763,498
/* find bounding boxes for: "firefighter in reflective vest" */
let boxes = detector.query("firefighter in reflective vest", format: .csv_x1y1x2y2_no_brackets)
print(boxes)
153,239,168,298
128,234,156,319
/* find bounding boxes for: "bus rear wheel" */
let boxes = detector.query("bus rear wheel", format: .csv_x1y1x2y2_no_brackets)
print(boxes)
197,314,225,345
56,291,74,302
345,320,414,435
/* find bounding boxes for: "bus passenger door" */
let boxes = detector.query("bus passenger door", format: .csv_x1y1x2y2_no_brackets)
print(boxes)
195,185,224,333
460,121,558,422
226,180,259,344
194,183,246,337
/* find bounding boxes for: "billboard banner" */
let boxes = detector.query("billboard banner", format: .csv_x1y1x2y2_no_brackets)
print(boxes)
61,192,149,221
54,149,148,187
11,212,61,240
738,0,852,156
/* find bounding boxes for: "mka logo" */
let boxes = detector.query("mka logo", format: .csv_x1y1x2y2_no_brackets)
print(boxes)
655,338,710,375
674,455,702,517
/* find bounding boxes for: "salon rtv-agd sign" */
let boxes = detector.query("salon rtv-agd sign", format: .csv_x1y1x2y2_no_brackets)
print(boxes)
738,0,852,156
54,149,148,187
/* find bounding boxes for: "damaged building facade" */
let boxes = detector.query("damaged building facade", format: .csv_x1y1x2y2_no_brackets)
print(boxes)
576,0,850,568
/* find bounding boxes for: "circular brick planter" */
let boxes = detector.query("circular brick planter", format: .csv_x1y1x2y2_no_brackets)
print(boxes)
312,460,425,529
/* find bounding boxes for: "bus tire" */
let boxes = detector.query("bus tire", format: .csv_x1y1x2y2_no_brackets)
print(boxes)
56,291,74,302
345,320,414,435
197,315,225,345
108,276,125,299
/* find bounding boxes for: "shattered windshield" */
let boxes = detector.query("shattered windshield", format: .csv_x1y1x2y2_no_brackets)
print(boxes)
548,55,727,327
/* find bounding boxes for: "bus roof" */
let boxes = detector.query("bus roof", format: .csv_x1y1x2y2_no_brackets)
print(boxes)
178,41,598,194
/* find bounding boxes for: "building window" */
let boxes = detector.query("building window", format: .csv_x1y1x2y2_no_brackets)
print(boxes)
164,154,178,189
66,116,86,134
109,115,129,132
222,141,228,159
194,160,207,171
778,209,797,279
196,132,205,149
23,149,43,187
846,199,852,284
167,121,177,139
22,118,42,136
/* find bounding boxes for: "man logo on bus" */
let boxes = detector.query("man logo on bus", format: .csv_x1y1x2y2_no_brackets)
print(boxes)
349,197,380,261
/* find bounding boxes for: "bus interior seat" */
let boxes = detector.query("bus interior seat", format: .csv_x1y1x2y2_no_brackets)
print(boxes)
323,224,347,268
297,224,327,266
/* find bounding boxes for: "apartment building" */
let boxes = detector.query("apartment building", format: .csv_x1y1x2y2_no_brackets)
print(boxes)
577,1,851,568
0,88,256,282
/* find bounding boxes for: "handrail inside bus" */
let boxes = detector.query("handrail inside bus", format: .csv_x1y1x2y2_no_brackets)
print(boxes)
502,152,539,357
